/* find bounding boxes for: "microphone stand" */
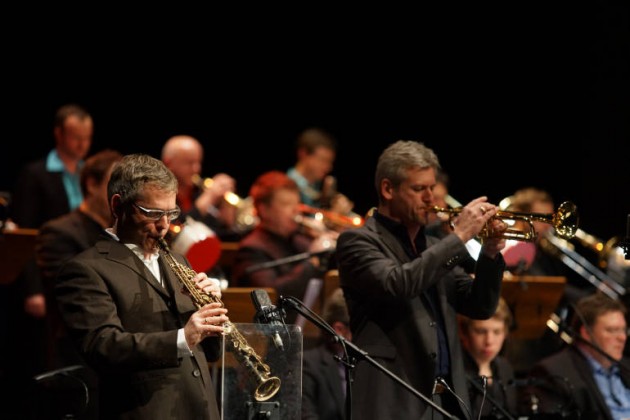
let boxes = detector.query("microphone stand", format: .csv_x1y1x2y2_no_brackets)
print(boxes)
244,249,333,274
280,295,459,420
465,376,516,420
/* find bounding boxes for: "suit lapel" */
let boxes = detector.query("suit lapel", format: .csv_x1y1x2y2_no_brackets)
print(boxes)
98,240,171,300
368,217,410,263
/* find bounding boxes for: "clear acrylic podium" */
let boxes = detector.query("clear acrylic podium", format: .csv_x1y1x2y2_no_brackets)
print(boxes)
220,323,302,420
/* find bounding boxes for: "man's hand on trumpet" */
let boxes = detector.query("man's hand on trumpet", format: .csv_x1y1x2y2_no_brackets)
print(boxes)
195,173,236,212
451,196,507,259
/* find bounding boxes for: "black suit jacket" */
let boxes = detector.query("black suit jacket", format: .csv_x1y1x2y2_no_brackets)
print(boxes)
55,239,221,420
12,157,71,229
336,215,505,420
36,210,109,365
528,346,630,420
463,352,518,419
302,344,346,420
11,157,74,297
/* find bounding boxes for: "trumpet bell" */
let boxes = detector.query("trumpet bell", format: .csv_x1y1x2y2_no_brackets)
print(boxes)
553,201,579,240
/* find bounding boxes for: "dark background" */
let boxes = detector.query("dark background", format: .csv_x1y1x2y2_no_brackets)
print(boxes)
1,8,628,242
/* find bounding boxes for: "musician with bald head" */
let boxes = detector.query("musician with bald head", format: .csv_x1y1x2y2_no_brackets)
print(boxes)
161,134,245,242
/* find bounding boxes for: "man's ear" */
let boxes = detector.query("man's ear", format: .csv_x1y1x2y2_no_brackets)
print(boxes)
380,179,394,200
579,324,594,341
111,195,123,219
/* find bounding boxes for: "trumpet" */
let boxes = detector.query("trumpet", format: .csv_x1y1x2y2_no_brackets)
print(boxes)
432,201,579,242
192,174,258,232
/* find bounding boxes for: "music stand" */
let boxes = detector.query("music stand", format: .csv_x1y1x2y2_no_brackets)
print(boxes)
501,275,566,340
0,228,37,285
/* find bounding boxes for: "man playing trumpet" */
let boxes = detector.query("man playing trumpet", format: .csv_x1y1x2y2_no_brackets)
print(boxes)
161,134,245,242
335,140,508,420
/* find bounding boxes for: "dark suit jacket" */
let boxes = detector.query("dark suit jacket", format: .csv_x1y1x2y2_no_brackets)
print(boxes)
336,216,505,420
37,210,106,285
11,156,75,298
463,352,518,419
36,210,109,364
302,344,346,420
12,157,71,229
55,239,221,420
528,346,630,420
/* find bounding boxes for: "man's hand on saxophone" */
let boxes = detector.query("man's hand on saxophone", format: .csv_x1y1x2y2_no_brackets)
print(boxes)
184,274,228,346
185,302,229,347
190,272,223,299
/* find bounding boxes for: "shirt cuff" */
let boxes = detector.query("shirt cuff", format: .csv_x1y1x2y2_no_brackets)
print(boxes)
177,328,194,357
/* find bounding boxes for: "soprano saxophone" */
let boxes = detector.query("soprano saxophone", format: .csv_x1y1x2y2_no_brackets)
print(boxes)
157,238,281,402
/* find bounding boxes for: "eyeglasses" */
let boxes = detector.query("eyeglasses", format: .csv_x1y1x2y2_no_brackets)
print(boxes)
133,203,181,221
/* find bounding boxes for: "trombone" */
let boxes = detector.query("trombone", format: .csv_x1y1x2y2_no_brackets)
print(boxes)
432,200,579,242
298,204,364,231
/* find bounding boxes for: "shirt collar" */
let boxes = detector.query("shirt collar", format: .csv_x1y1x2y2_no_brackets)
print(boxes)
581,347,619,375
104,229,160,262
46,149,84,173
373,210,426,256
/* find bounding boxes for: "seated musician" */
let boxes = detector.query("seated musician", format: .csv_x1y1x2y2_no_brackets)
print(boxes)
231,171,337,324
524,292,630,419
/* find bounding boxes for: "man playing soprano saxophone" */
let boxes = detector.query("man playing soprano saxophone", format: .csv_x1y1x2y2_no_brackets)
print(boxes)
55,154,228,420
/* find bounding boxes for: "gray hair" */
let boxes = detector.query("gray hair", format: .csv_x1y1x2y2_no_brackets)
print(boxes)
374,140,440,202
108,154,178,205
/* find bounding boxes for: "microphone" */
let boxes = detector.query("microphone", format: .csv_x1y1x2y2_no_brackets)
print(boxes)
251,289,285,351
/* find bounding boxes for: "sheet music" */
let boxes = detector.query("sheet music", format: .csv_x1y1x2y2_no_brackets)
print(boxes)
295,277,323,328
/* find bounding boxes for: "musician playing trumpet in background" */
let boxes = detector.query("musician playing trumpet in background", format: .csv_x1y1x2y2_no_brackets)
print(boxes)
287,127,358,231
231,171,338,324
161,134,245,242
499,187,578,376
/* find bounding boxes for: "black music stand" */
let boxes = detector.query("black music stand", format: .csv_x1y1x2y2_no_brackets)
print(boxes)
0,228,37,285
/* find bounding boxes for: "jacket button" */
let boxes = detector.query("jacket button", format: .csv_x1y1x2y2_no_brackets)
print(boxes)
429,352,437,359
192,369,201,377
429,321,436,327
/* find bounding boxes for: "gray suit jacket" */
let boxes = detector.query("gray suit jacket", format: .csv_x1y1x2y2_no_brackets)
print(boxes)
336,215,505,420
55,239,221,420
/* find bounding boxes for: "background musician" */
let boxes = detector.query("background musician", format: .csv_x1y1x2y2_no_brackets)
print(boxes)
525,292,630,419
302,287,352,420
161,134,245,242
500,187,580,376
287,127,355,219
2,103,94,416
458,297,519,419
54,154,228,419
231,170,337,324
34,149,122,418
